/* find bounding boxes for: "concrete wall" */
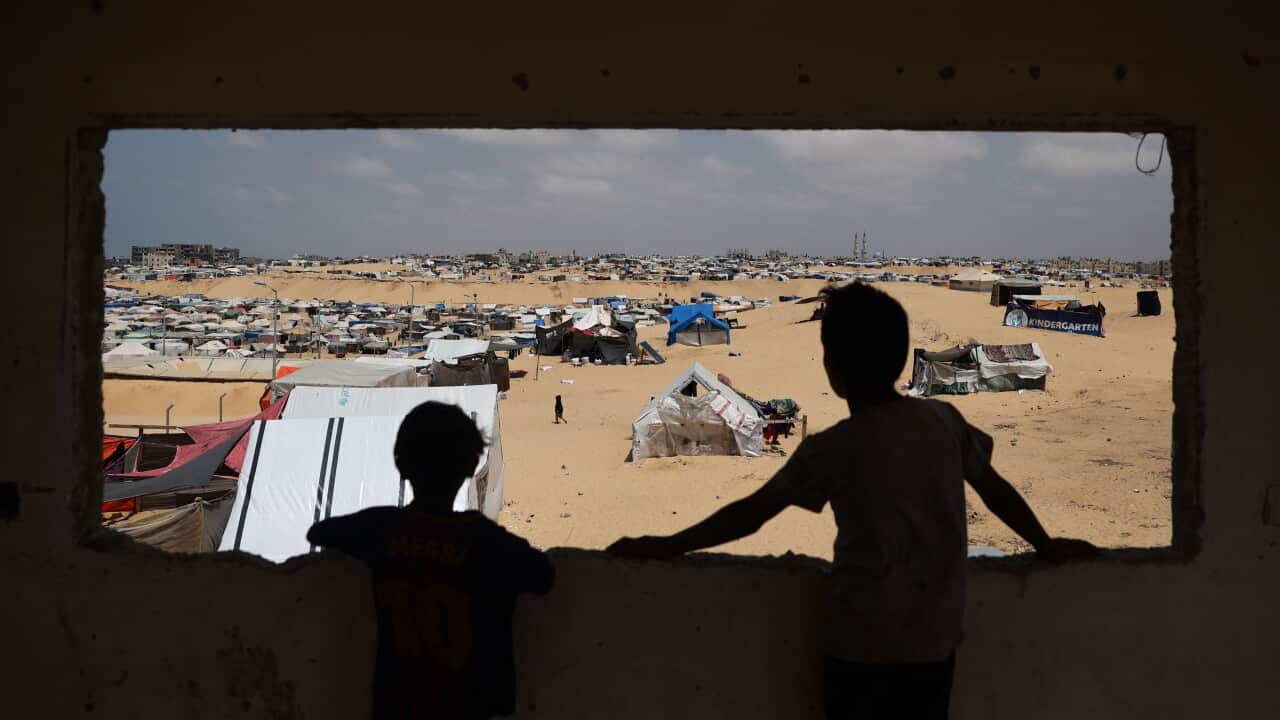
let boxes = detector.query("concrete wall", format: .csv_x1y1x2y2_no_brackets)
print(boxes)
3,2,1277,717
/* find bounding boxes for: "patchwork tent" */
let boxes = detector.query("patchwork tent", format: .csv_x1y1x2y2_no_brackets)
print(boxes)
990,279,1043,306
909,343,1053,396
1003,296,1105,337
535,313,638,364
631,362,763,460
666,304,731,346
220,385,504,563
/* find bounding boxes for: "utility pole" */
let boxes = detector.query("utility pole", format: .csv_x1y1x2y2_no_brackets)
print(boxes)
254,279,280,379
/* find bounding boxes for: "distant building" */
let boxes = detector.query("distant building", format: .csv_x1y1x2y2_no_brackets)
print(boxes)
130,243,239,266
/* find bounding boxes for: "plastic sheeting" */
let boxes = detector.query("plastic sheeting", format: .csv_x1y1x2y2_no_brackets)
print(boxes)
220,405,503,563
269,361,423,393
282,385,504,515
909,343,1053,396
632,362,763,460
424,338,490,361
666,304,731,347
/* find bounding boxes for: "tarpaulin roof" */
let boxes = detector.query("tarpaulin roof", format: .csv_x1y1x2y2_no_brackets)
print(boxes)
223,385,504,562
666,304,730,346
103,396,287,501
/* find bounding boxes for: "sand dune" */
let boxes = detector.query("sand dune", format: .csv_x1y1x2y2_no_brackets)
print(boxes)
102,281,1173,557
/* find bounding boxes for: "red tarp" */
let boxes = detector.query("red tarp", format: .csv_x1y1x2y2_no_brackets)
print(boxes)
102,436,136,463
108,394,287,480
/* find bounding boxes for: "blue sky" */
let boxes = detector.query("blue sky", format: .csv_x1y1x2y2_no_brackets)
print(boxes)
102,129,1172,260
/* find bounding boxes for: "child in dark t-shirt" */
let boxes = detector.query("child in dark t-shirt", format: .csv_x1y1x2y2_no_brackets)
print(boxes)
609,282,1096,719
309,402,554,720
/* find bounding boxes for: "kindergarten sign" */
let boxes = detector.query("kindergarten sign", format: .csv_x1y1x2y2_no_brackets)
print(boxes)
1003,303,1105,337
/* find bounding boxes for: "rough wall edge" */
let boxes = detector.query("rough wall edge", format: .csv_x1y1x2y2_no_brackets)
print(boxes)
70,121,1196,570
68,129,107,542
82,113,1174,133
1168,128,1205,559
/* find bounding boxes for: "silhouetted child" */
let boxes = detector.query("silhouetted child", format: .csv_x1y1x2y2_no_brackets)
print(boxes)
609,282,1095,719
554,394,566,424
308,401,554,720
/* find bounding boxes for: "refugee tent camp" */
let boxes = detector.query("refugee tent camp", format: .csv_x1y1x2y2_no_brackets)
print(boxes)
666,303,731,346
534,308,638,364
219,385,504,563
631,362,763,460
909,343,1053,396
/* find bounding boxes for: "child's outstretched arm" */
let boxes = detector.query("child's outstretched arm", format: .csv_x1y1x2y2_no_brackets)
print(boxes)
967,463,1098,562
607,487,789,560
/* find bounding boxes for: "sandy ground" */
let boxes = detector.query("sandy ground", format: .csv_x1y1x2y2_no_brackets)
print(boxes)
102,281,1174,557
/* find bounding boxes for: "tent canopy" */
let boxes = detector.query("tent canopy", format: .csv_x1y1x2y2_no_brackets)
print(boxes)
269,361,423,393
909,343,1053,396
222,385,504,562
666,304,731,346
632,362,763,460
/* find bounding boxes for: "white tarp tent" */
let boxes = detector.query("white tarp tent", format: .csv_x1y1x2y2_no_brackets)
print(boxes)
424,338,490,362
220,386,505,563
268,361,424,393
631,362,764,460
103,341,160,359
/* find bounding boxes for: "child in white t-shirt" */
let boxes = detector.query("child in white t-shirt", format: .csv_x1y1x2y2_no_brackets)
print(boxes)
609,282,1096,719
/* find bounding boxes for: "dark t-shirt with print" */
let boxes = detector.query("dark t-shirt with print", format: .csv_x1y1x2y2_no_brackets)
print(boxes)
309,507,555,719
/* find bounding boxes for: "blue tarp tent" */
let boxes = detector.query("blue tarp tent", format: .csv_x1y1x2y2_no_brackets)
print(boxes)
666,304,731,346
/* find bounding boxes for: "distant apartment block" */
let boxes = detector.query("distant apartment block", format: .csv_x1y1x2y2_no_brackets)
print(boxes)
130,243,240,266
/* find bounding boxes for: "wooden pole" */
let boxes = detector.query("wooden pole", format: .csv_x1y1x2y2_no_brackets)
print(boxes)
801,414,808,441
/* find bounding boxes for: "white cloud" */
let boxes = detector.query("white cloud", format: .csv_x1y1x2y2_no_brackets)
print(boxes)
337,154,395,180
385,180,423,198
443,129,574,147
696,154,754,180
376,130,425,152
266,186,292,204
1016,134,1146,178
446,171,510,192
226,131,270,150
536,174,612,198
592,129,677,151
232,186,252,200
759,130,987,172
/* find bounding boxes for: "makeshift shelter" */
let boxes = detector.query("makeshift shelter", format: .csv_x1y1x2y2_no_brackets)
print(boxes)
1137,290,1162,316
535,319,573,355
909,343,1053,396
221,385,504,562
948,269,999,292
267,361,424,395
1003,296,1106,337
104,497,234,554
104,397,288,502
631,362,763,460
990,278,1043,306
102,341,159,359
666,304,731,346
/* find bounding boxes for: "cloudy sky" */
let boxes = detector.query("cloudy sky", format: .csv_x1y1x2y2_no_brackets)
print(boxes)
103,129,1172,261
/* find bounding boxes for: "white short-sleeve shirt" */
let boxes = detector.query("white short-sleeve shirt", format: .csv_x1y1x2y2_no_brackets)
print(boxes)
763,397,993,663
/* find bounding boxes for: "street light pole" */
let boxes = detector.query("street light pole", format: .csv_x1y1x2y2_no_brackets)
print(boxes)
254,280,280,379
